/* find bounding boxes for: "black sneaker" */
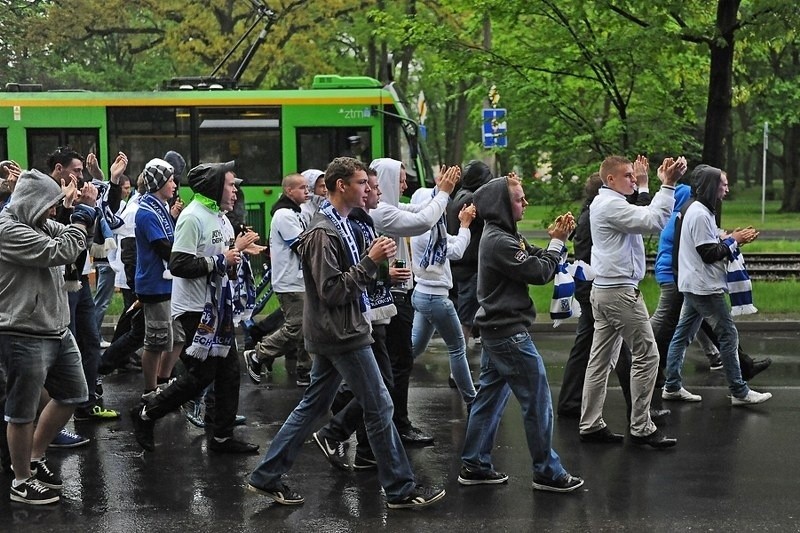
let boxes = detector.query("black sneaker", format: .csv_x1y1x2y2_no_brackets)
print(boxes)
296,370,311,387
353,453,378,471
129,406,155,452
532,473,584,493
312,432,350,470
9,477,60,505
208,437,259,454
386,485,446,509
31,458,62,490
243,350,262,385
708,353,723,371
457,466,509,486
246,480,304,505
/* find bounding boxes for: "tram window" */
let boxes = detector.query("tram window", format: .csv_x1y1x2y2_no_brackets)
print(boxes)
296,127,372,172
108,107,191,180
26,129,99,176
197,107,281,185
0,130,7,161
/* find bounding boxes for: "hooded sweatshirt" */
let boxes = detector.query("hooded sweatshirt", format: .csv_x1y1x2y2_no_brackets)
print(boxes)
446,161,492,278
472,177,564,339
654,184,692,284
300,168,325,224
369,158,451,291
409,187,471,295
0,169,88,336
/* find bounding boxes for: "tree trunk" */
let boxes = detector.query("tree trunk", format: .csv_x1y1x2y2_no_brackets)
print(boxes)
781,122,800,212
445,81,469,164
702,0,740,168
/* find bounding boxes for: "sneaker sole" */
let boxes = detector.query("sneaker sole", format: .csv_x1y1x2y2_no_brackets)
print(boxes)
731,396,772,406
246,483,304,505
10,493,60,505
387,489,446,509
457,474,509,486
532,478,585,493
48,440,90,449
662,394,702,402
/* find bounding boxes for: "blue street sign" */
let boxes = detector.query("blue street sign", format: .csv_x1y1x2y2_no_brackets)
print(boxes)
482,108,507,148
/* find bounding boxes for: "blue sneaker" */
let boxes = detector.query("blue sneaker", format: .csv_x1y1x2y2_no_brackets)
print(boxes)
49,428,90,449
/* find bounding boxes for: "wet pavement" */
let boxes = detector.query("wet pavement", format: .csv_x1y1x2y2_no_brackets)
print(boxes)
2,326,799,532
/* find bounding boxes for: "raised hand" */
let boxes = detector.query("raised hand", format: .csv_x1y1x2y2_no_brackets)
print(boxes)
437,165,462,195
110,152,128,184
633,155,649,188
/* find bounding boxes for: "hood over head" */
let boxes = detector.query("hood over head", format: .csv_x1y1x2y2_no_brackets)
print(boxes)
4,169,64,227
690,164,722,212
410,187,433,206
473,176,516,234
461,160,493,192
301,169,324,192
187,161,241,203
370,158,403,206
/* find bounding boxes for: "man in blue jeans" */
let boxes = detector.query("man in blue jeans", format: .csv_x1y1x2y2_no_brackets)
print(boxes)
460,174,584,493
247,157,446,509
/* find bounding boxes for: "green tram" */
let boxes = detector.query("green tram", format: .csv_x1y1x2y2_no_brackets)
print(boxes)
0,75,434,238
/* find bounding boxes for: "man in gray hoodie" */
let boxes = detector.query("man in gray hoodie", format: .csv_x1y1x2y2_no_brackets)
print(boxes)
0,169,95,505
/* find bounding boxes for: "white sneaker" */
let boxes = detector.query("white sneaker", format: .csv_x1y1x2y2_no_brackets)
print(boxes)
662,387,702,402
731,390,772,406
100,340,111,349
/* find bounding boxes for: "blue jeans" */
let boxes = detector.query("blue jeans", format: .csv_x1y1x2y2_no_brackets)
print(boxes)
68,276,102,409
93,264,116,335
461,332,566,482
664,292,748,398
411,291,476,404
249,345,416,501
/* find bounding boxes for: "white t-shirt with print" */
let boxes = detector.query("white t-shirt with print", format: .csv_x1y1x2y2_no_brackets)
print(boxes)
171,201,234,317
677,201,728,295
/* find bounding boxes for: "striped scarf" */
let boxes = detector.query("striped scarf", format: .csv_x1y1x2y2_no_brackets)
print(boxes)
319,200,369,313
418,187,448,272
726,243,757,316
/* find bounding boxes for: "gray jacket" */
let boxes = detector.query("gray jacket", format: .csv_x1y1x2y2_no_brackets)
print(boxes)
299,211,378,356
0,169,88,336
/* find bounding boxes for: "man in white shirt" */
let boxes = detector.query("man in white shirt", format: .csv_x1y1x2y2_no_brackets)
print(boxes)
580,155,683,449
245,173,311,386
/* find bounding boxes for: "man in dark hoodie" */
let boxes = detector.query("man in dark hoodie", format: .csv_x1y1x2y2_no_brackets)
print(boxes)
459,174,584,493
244,173,311,386
130,161,261,454
0,169,94,504
663,165,771,406
446,160,493,344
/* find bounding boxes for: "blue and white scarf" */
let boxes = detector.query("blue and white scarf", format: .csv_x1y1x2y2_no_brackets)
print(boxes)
139,192,175,279
418,187,448,272
185,256,235,360
320,200,369,313
350,216,396,322
550,247,595,327
726,241,757,316
233,254,257,325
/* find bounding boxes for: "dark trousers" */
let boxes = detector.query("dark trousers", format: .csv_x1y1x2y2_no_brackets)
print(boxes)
98,306,144,375
320,324,392,457
557,285,632,417
144,312,241,439
68,276,101,409
386,292,414,432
